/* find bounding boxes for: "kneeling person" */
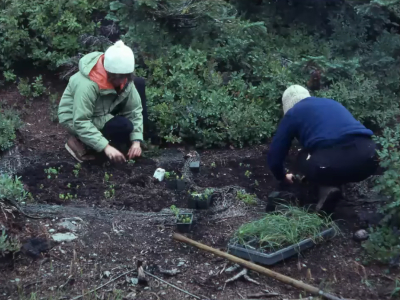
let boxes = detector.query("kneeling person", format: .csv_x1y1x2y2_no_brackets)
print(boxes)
58,41,143,163
267,85,378,212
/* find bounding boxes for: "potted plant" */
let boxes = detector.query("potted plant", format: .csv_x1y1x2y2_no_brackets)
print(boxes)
176,175,190,191
164,171,177,190
189,160,200,173
188,188,214,209
170,205,193,233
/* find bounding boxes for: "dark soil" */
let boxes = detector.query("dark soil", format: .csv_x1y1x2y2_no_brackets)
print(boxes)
0,84,398,300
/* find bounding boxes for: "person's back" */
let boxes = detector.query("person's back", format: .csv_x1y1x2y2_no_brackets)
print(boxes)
287,97,373,151
267,85,378,213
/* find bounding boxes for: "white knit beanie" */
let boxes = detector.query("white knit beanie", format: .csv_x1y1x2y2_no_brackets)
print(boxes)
104,40,135,74
282,85,311,114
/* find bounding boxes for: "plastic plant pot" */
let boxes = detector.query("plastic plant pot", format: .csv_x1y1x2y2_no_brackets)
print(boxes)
227,228,336,266
195,194,212,209
189,161,200,173
177,179,190,191
176,213,193,233
166,179,177,190
188,194,198,209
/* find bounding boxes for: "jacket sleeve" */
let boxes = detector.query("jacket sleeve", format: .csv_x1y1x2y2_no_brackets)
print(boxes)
267,113,297,181
120,83,144,142
72,84,109,152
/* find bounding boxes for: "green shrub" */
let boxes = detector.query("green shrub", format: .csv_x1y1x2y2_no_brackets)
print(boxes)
0,230,20,257
0,0,109,70
0,174,27,203
3,70,16,82
0,108,23,151
363,125,400,263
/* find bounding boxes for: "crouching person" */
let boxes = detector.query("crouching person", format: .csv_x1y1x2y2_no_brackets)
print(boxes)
58,41,144,163
267,85,379,213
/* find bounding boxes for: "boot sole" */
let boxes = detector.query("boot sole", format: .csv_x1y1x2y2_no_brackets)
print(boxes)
65,143,84,163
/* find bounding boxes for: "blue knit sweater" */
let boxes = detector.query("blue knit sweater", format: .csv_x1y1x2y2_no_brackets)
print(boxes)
267,97,373,181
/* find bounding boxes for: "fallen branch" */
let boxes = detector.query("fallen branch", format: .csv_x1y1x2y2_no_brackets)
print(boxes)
71,269,135,300
144,270,202,300
173,233,349,300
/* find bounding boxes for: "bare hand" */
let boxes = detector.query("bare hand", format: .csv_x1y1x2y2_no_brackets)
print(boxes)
128,141,142,160
285,173,294,184
104,145,126,163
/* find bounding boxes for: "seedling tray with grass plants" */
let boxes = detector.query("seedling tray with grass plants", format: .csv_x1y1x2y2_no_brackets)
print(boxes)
227,206,338,265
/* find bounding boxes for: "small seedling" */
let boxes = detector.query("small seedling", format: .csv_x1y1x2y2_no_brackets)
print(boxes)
39,184,44,189
177,214,191,224
245,170,252,178
211,162,216,168
165,171,176,180
67,183,71,188
104,172,112,183
239,163,243,167
170,205,179,217
104,184,115,199
127,160,135,165
73,163,81,178
254,180,259,186
237,191,257,205
59,193,74,200
44,167,60,179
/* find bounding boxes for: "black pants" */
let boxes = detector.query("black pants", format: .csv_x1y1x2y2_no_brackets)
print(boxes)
297,136,379,186
101,116,133,152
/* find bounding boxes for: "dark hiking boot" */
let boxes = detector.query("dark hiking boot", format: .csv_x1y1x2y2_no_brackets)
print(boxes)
316,186,341,214
65,136,95,163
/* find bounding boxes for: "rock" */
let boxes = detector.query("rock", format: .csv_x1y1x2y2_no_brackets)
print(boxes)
51,233,77,242
177,261,185,267
49,229,55,233
103,271,111,278
130,278,139,285
353,229,369,242
125,292,137,300
57,220,78,232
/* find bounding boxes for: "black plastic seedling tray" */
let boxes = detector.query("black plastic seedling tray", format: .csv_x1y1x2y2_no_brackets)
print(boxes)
227,228,336,266
188,194,212,209
176,213,193,233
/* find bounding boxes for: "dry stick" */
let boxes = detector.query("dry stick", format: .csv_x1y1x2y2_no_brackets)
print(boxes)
144,271,202,300
70,269,134,300
173,233,348,300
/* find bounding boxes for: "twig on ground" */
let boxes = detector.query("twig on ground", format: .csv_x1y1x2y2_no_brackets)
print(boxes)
144,270,202,299
149,292,160,300
225,269,260,285
70,269,135,300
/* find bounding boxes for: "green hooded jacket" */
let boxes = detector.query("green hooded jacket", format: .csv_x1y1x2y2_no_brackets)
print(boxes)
58,52,143,152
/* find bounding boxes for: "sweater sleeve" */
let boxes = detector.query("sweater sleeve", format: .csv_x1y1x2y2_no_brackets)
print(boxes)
267,113,297,181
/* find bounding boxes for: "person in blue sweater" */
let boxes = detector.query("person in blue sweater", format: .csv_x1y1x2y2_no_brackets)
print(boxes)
267,85,378,212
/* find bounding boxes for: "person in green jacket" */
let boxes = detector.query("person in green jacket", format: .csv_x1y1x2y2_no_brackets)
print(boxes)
58,41,144,163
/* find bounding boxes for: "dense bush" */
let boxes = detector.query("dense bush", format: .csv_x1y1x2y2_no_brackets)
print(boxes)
106,0,400,147
0,0,109,71
0,109,23,152
363,125,400,263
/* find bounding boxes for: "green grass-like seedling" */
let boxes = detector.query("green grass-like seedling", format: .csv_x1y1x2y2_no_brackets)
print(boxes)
233,205,338,252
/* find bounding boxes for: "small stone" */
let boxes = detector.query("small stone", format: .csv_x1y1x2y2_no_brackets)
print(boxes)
130,278,139,285
177,261,185,267
103,271,111,278
15,279,20,283
49,229,55,233
353,229,369,242
51,233,77,242
144,287,150,290
125,292,137,300
161,292,166,295
177,281,182,284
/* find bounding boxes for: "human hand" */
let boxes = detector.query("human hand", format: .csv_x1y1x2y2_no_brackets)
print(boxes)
104,145,126,163
284,173,294,184
127,141,142,160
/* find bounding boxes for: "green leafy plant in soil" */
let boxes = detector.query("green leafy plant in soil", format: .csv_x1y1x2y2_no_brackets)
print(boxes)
0,230,20,257
0,108,23,151
177,214,192,224
237,191,257,205
0,174,27,203
232,205,338,252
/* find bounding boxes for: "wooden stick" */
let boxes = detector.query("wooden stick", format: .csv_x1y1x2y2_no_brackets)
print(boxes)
173,233,347,300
